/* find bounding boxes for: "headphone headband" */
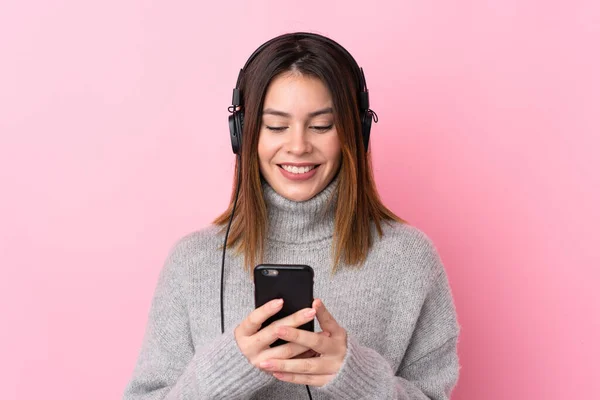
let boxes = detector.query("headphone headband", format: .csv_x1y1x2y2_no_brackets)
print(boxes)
228,32,377,154
232,32,368,109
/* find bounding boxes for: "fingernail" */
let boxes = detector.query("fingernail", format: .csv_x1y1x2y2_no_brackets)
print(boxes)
305,308,316,318
259,361,272,369
272,299,283,308
277,326,287,336
323,331,331,337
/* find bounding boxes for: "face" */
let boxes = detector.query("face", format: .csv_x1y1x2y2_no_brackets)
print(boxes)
257,72,342,202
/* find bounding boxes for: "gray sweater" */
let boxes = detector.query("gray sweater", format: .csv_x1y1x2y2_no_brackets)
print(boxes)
123,178,460,399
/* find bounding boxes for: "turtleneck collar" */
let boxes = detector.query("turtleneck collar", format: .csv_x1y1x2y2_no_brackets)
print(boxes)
262,174,338,245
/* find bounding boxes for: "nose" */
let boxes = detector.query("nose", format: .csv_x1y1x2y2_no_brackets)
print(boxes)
285,126,312,155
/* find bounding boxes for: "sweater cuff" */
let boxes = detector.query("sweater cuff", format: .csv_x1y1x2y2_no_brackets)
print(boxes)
318,334,398,399
193,328,276,398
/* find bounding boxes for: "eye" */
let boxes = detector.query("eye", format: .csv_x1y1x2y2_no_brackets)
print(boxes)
266,126,287,132
311,125,333,132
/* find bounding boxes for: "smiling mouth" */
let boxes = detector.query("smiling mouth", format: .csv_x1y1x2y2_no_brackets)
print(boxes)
278,164,320,174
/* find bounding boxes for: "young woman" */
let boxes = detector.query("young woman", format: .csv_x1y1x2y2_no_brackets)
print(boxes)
124,32,460,400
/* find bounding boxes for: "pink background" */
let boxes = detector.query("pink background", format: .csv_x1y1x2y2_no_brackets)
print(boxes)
1,1,598,399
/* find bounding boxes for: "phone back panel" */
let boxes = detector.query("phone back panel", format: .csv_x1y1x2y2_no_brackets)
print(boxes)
254,264,314,345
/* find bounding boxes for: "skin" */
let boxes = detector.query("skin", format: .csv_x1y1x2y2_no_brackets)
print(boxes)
234,71,348,386
234,298,348,387
257,71,342,202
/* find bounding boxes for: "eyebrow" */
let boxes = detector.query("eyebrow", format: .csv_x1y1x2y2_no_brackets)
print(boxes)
262,107,333,118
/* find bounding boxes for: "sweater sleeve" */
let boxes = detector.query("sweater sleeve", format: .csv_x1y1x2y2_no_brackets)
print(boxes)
122,239,275,400
317,267,460,400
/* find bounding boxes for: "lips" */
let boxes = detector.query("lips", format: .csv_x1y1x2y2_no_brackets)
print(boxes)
279,164,319,174
277,163,320,167
277,164,320,181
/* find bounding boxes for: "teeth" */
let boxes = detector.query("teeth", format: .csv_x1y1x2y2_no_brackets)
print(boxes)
281,165,316,174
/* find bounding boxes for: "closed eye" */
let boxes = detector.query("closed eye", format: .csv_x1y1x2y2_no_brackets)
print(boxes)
265,125,333,132
311,125,333,132
266,126,287,132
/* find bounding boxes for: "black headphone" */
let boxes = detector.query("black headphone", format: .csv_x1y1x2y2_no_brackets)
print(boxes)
227,32,378,154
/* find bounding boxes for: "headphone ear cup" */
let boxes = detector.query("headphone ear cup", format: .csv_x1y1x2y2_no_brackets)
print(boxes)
361,111,373,152
229,111,244,155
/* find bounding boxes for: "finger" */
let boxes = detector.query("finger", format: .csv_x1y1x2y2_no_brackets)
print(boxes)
260,356,340,375
314,299,344,337
237,299,283,336
261,331,329,361
273,306,316,329
276,326,331,355
273,372,334,387
260,341,311,361
294,330,330,359
253,306,316,346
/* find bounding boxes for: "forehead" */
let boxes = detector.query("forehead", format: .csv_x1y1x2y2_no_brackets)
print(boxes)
262,72,332,114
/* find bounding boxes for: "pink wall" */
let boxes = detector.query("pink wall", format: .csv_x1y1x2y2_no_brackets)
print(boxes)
1,1,598,399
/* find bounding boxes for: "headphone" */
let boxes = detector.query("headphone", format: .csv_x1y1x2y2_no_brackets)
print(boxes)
227,32,377,154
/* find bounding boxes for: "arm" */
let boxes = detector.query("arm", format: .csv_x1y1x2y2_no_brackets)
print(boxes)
123,239,274,400
318,269,460,400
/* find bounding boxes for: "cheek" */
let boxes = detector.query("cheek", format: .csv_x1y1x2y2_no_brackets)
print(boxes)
322,135,342,165
257,133,282,171
257,134,270,165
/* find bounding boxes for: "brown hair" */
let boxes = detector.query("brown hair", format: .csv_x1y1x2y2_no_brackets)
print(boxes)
214,33,405,273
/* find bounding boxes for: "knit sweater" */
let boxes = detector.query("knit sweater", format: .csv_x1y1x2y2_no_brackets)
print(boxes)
123,177,460,399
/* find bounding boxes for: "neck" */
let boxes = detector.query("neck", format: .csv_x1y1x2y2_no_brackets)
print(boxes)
262,177,338,245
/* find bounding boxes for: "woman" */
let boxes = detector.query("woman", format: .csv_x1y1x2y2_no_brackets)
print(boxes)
124,32,460,400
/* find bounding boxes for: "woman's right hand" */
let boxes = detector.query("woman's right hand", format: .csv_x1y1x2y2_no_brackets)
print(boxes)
234,299,328,368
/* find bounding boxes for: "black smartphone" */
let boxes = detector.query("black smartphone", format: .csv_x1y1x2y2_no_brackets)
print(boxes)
254,264,314,347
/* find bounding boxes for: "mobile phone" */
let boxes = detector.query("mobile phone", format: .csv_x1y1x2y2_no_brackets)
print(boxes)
254,264,314,347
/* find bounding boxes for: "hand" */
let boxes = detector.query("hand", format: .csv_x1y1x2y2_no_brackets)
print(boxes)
234,299,330,370
258,299,348,387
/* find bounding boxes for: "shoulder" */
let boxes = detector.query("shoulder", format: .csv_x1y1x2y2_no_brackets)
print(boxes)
158,224,224,279
150,225,226,296
166,224,223,259
374,220,439,257
371,220,445,281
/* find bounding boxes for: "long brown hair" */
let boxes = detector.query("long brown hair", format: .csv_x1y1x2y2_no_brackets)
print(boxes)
214,33,405,273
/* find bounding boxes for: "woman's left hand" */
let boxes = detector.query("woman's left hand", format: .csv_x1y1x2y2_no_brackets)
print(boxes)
258,298,347,387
